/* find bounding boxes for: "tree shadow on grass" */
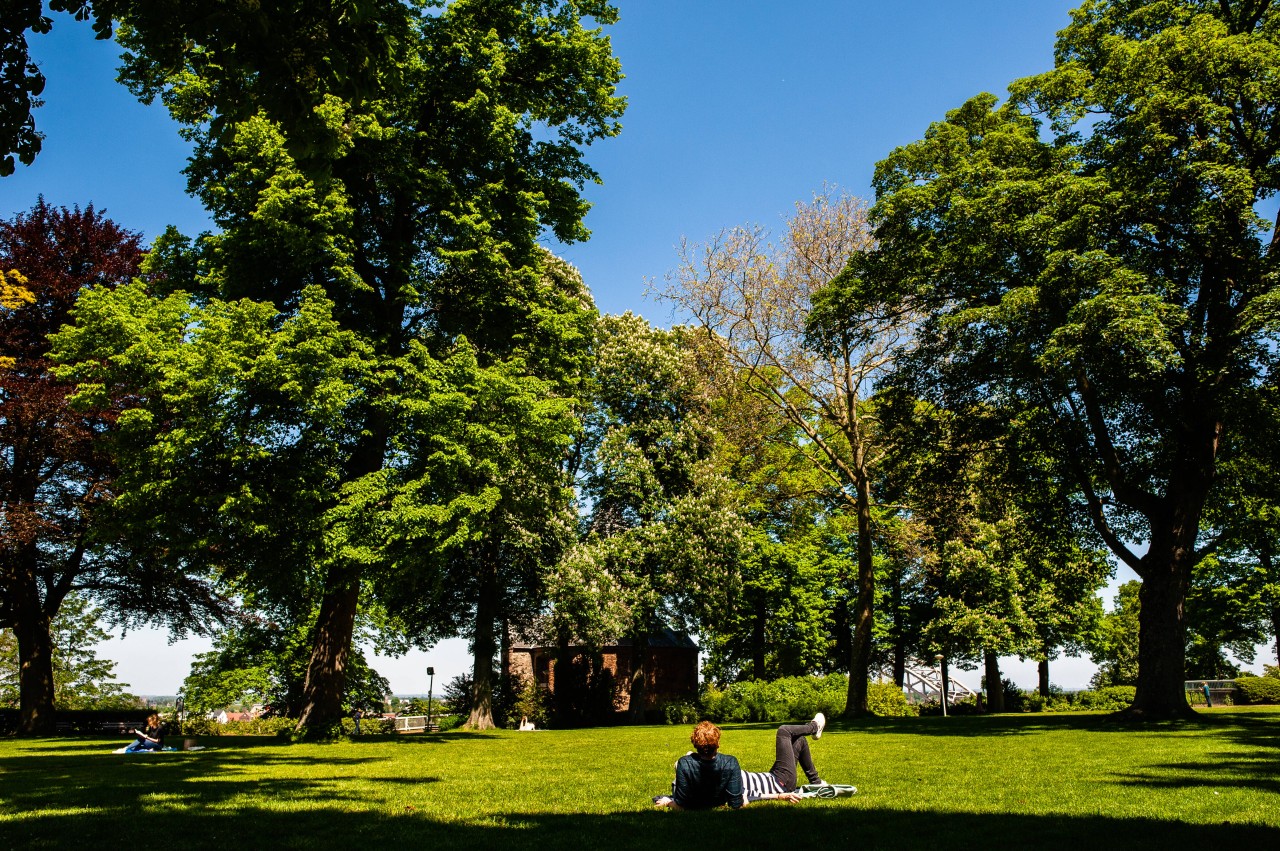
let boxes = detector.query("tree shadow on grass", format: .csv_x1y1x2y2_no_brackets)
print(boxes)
5,801,1277,851
0,745,419,817
817,709,1280,741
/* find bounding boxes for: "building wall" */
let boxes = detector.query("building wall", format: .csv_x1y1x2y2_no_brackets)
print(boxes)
512,644,698,712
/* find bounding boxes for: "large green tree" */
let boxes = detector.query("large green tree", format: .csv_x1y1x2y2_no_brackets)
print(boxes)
1,200,223,735
864,0,1280,717
549,313,741,722
50,1,622,733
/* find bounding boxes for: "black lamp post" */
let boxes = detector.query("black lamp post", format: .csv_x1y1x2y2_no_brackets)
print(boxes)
426,666,435,731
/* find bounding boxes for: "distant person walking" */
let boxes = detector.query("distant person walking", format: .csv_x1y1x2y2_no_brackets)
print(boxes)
1202,682,1213,707
353,707,364,734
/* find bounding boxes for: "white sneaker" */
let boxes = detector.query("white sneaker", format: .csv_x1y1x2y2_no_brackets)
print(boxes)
112,747,127,754
813,712,826,739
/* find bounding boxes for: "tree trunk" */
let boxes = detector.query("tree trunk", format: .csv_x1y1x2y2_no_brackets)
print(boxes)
296,418,390,733
1129,566,1196,718
14,612,56,736
468,556,499,730
628,630,651,723
843,473,875,717
1038,658,1051,698
751,597,766,680
940,657,951,709
11,543,56,736
296,565,360,733
1127,497,1200,718
984,650,1004,713
891,568,906,688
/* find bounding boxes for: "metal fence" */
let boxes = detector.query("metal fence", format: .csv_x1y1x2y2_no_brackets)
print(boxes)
1185,679,1238,706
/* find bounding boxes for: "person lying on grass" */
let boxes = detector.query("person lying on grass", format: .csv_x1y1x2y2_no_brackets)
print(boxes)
654,715,829,810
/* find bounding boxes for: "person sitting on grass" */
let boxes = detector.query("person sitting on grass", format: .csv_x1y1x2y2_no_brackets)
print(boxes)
115,713,166,754
654,715,829,810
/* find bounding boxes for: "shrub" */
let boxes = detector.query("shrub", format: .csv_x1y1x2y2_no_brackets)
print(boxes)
661,699,700,725
340,716,396,736
866,681,918,717
175,716,297,736
1021,691,1072,713
699,675,847,723
1071,686,1135,712
919,694,981,716
1235,676,1280,705
510,678,551,729
432,713,464,731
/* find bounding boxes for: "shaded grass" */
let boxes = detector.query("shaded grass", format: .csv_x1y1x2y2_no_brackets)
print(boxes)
2,710,1279,849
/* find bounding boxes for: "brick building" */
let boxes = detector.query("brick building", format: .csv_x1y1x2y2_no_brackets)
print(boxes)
507,629,698,715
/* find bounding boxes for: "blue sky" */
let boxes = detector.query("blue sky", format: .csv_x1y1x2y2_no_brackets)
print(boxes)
3,1,1165,695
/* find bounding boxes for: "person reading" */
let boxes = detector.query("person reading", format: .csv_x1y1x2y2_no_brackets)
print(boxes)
115,713,166,754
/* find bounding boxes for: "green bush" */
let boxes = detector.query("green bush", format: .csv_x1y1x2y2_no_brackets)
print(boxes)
699,674,847,723
1021,691,1073,713
1071,686,1135,712
340,716,396,736
919,695,981,716
661,699,700,725
1235,676,1280,705
176,716,296,736
435,714,464,731
866,681,918,717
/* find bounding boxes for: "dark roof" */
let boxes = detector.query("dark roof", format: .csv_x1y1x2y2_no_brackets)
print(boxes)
511,627,698,651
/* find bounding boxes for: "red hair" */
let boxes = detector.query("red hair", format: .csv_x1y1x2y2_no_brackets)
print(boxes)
690,720,721,756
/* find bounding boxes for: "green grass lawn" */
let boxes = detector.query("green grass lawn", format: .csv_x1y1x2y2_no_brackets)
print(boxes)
3,709,1279,850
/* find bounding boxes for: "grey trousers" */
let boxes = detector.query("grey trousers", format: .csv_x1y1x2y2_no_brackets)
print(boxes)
768,722,821,791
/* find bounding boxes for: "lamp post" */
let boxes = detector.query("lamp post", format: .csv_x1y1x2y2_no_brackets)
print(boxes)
935,654,947,718
426,666,435,731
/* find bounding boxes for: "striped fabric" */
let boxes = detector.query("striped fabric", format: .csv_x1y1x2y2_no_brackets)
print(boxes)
741,769,784,800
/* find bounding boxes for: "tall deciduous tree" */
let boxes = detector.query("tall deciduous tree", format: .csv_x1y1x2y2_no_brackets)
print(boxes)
866,0,1280,717
658,189,917,717
550,313,740,722
49,1,622,732
0,200,223,734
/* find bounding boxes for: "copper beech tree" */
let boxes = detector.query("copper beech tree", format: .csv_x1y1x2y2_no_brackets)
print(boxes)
0,200,222,734
657,189,917,716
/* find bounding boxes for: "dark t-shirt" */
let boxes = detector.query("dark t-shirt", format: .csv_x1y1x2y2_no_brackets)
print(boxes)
672,752,744,810
142,723,165,745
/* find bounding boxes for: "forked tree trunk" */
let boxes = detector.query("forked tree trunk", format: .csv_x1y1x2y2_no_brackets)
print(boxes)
844,472,875,717
296,566,361,733
984,651,1004,713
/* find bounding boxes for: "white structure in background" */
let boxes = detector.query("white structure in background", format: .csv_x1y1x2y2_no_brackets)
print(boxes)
876,665,977,706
